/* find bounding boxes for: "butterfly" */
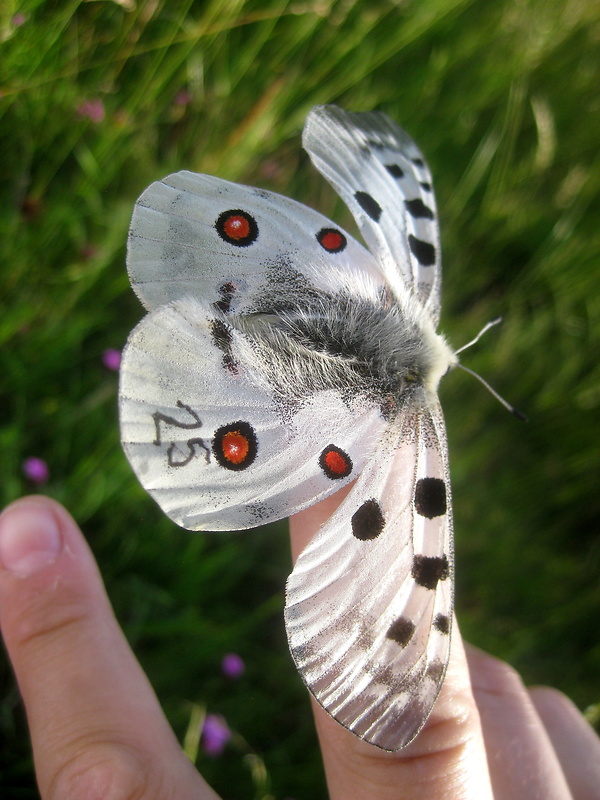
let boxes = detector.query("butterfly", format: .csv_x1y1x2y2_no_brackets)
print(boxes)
119,105,457,750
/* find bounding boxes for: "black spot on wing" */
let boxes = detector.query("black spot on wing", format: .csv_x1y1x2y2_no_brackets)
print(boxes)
385,163,404,179
386,617,416,646
427,659,445,682
408,234,436,267
214,281,236,313
209,318,237,374
414,477,446,518
412,157,425,168
434,614,450,634
404,198,434,220
412,554,449,590
351,499,385,540
354,191,382,222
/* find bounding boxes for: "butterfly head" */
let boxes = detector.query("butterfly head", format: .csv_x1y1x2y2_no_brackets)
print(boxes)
419,321,457,398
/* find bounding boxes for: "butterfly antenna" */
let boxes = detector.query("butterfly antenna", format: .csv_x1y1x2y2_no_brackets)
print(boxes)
455,316,503,355
455,317,527,421
455,364,527,421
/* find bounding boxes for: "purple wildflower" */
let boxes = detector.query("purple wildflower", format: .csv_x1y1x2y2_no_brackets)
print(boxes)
221,652,245,679
22,457,49,485
12,13,27,26
174,89,193,106
201,713,230,756
77,99,105,123
102,348,121,371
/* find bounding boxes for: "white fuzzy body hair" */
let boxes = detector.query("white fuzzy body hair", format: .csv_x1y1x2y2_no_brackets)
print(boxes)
225,267,456,417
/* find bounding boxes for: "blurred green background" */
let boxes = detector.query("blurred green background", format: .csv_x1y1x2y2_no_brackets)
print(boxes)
1,0,599,797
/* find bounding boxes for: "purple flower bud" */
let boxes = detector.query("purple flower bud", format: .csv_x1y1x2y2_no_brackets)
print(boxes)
102,348,121,371
22,457,49,485
221,652,245,679
174,89,192,106
77,99,105,123
201,713,230,756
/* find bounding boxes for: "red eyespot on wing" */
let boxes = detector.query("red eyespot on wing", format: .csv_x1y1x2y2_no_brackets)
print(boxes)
316,227,347,253
213,421,258,470
319,445,353,480
222,431,249,463
215,210,258,247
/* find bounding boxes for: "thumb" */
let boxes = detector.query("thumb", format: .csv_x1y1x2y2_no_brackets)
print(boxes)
0,496,218,800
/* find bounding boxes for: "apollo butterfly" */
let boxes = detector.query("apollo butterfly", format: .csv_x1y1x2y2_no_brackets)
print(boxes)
120,105,457,749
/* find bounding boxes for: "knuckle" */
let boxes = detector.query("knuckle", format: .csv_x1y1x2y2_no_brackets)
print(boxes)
47,741,159,800
9,584,91,652
483,658,525,696
472,651,527,700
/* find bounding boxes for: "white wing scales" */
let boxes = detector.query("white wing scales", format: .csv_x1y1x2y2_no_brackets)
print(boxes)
285,401,453,750
120,104,456,750
120,297,389,531
303,105,442,323
128,172,385,312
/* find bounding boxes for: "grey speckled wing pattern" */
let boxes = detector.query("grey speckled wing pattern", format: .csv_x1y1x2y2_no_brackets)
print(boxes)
303,105,442,324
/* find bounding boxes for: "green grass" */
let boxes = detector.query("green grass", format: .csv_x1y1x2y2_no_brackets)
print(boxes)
1,0,599,797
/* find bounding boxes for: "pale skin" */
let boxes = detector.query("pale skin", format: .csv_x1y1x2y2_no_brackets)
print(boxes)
0,494,599,800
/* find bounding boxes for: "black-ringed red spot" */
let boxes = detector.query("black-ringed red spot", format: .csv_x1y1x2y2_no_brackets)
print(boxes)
212,421,257,470
215,210,258,247
319,445,353,480
316,227,347,253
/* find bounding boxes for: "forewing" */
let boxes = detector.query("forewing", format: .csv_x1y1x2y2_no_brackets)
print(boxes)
285,400,453,750
303,105,442,324
119,297,389,531
127,171,385,312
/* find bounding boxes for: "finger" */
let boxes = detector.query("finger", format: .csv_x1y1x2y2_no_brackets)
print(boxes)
466,645,572,800
529,686,600,800
0,497,218,800
289,499,494,800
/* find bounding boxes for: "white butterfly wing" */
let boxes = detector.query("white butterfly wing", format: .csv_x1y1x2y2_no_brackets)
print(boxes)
303,105,442,324
127,171,385,312
285,400,453,750
120,297,389,531
120,105,456,750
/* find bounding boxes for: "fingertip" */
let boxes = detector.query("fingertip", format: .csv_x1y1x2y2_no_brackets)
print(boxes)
0,497,64,577
0,496,102,661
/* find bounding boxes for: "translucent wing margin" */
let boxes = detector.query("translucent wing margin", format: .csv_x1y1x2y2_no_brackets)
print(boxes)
303,105,442,324
285,399,453,750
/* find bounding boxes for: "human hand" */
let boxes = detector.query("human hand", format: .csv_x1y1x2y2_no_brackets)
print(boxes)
0,495,598,799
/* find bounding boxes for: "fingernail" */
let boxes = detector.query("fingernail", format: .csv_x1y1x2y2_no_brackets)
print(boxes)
0,503,63,577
